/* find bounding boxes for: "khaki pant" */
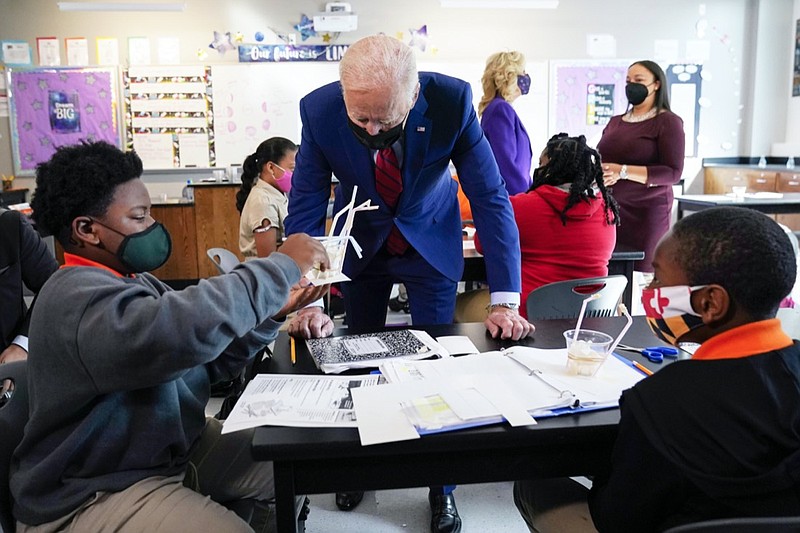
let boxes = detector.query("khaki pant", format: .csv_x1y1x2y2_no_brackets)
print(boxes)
19,418,275,533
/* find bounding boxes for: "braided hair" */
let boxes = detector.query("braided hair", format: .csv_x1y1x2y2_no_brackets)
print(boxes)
235,137,297,213
530,133,620,227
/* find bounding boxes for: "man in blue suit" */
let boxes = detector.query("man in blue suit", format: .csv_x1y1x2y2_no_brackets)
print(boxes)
285,35,534,533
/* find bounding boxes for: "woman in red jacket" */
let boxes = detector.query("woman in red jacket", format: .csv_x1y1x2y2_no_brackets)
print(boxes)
476,133,619,319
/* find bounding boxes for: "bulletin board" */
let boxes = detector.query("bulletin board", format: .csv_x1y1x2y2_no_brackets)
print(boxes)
123,65,214,169
6,67,120,175
548,60,632,147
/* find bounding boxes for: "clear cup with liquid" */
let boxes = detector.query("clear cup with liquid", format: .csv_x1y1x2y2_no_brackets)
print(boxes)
563,329,614,377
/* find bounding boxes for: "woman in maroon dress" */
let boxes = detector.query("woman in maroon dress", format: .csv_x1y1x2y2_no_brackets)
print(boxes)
597,60,685,272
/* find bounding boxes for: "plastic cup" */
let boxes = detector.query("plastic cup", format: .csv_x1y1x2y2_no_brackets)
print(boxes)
306,236,349,282
563,329,614,377
732,186,747,198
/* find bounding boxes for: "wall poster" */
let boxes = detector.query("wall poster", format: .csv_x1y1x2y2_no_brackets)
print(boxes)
549,60,631,146
123,65,214,169
7,67,119,174
794,19,800,97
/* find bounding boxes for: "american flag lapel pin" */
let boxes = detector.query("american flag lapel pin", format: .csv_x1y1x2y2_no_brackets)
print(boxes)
416,126,425,132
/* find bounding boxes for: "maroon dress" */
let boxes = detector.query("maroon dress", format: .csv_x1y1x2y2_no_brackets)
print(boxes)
596,111,685,271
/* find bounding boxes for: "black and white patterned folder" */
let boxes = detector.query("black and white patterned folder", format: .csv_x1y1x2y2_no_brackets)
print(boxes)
306,330,445,374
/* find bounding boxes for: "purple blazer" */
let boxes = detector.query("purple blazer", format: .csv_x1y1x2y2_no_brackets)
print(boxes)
480,96,533,195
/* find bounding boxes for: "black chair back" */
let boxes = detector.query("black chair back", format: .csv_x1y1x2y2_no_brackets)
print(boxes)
0,360,28,533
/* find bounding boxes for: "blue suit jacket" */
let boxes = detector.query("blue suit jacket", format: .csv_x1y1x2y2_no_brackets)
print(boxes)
285,72,521,293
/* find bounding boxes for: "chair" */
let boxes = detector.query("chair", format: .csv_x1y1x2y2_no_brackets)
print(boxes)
663,516,800,532
526,275,628,320
206,247,240,275
454,288,490,323
778,307,800,339
0,361,28,533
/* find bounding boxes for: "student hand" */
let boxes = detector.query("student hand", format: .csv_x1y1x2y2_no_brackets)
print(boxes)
287,306,334,339
273,282,330,320
278,233,331,277
484,307,535,340
0,344,28,364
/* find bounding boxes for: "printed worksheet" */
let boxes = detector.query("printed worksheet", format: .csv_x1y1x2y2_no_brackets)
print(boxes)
221,373,385,434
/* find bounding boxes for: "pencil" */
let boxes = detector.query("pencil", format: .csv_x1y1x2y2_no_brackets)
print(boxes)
632,360,653,376
290,336,296,366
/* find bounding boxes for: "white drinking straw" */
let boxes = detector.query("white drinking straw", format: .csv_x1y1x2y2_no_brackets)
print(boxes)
328,185,359,237
573,293,602,343
607,303,634,355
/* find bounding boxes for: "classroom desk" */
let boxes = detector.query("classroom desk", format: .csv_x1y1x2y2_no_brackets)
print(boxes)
251,316,678,532
676,193,800,219
462,244,645,309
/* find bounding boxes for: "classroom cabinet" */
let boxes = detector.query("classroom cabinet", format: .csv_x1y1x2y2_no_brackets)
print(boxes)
704,166,800,230
151,183,242,280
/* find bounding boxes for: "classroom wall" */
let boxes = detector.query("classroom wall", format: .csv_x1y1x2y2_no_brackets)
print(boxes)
0,0,792,195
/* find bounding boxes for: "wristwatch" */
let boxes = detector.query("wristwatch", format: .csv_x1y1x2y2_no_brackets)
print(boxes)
619,164,628,180
486,302,520,313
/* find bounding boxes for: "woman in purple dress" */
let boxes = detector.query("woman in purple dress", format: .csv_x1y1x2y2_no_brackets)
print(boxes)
478,51,533,195
597,60,685,272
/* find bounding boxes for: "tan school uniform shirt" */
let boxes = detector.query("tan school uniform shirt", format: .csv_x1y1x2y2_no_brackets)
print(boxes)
239,179,288,259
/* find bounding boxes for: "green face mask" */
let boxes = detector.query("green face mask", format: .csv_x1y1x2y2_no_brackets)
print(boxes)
93,219,172,272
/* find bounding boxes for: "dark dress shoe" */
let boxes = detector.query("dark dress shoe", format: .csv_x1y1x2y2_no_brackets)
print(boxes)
428,492,462,533
335,491,364,511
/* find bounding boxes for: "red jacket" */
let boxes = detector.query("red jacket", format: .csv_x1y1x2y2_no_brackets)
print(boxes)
476,185,617,318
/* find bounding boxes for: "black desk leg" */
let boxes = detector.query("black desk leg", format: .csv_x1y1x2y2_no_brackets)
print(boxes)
274,461,298,533
622,261,634,310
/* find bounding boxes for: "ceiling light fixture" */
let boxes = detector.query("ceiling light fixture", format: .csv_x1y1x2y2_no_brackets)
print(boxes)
57,2,186,12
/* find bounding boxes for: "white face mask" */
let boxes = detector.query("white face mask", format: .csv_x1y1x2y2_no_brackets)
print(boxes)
641,285,707,345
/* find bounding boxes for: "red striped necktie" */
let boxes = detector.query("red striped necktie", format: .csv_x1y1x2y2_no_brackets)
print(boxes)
375,147,409,255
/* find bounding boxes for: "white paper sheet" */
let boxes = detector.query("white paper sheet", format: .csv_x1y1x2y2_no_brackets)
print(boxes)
178,133,211,167
351,373,538,445
132,133,174,169
222,373,384,434
435,335,479,356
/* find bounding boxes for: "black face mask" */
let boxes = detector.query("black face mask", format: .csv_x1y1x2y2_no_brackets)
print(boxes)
625,82,652,106
347,117,404,151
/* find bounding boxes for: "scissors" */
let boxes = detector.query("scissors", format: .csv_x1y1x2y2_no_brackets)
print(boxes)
616,344,679,363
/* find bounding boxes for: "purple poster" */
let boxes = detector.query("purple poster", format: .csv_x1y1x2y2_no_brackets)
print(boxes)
550,61,630,143
9,67,119,173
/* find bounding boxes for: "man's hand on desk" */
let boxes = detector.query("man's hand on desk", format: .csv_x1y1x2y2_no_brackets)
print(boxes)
484,307,535,340
287,306,334,338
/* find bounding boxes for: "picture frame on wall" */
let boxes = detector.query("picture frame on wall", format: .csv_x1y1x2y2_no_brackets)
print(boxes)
793,19,800,97
1,40,32,66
